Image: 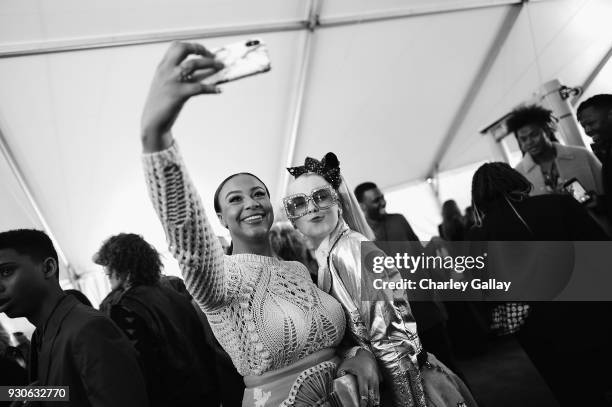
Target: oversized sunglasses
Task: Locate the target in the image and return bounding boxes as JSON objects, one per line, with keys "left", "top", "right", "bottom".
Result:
{"left": 282, "top": 185, "right": 339, "bottom": 219}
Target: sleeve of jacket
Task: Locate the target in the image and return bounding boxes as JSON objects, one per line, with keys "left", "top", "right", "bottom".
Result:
{"left": 332, "top": 232, "right": 427, "bottom": 407}
{"left": 73, "top": 316, "right": 149, "bottom": 407}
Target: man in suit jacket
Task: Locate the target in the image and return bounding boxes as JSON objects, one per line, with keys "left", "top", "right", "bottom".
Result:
{"left": 0, "top": 229, "right": 148, "bottom": 407}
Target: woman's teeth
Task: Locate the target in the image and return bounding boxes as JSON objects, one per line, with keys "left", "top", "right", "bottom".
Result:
{"left": 243, "top": 215, "right": 263, "bottom": 223}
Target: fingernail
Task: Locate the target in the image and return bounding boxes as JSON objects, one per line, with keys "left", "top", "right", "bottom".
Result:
{"left": 214, "top": 60, "right": 225, "bottom": 69}
{"left": 215, "top": 88, "right": 222, "bottom": 94}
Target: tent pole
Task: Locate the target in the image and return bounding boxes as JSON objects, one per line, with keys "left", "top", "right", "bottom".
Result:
{"left": 1, "top": 0, "right": 529, "bottom": 58}
{"left": 276, "top": 0, "right": 321, "bottom": 199}
{"left": 571, "top": 44, "right": 612, "bottom": 106}
{"left": 321, "top": 0, "right": 525, "bottom": 28}
{"left": 0, "top": 21, "right": 305, "bottom": 58}
{"left": 426, "top": 2, "right": 524, "bottom": 178}
{"left": 0, "top": 126, "right": 76, "bottom": 282}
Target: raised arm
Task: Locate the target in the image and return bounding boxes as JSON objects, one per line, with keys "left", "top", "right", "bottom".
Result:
{"left": 141, "top": 42, "right": 231, "bottom": 309}
{"left": 141, "top": 41, "right": 223, "bottom": 153}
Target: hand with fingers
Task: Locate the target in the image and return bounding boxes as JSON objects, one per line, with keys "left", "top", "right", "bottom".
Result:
{"left": 141, "top": 41, "right": 224, "bottom": 152}
{"left": 337, "top": 349, "right": 381, "bottom": 407}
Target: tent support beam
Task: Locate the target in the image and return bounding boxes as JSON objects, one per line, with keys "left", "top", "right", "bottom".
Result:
{"left": 321, "top": 0, "right": 526, "bottom": 28}
{"left": 571, "top": 43, "right": 612, "bottom": 106}
{"left": 276, "top": 0, "right": 321, "bottom": 199}
{"left": 426, "top": 2, "right": 524, "bottom": 178}
{"left": 0, "top": 126, "right": 76, "bottom": 282}
{"left": 1, "top": 0, "right": 529, "bottom": 58}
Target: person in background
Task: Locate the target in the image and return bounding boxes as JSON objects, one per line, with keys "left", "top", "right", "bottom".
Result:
{"left": 354, "top": 182, "right": 457, "bottom": 372}
{"left": 435, "top": 200, "right": 488, "bottom": 358}
{"left": 160, "top": 274, "right": 243, "bottom": 407}
{"left": 438, "top": 200, "right": 467, "bottom": 242}
{"left": 468, "top": 162, "right": 612, "bottom": 406}
{"left": 269, "top": 222, "right": 319, "bottom": 280}
{"left": 94, "top": 233, "right": 220, "bottom": 407}
{"left": 577, "top": 94, "right": 612, "bottom": 223}
{"left": 0, "top": 229, "right": 148, "bottom": 407}
{"left": 509, "top": 105, "right": 603, "bottom": 197}
{"left": 0, "top": 321, "right": 27, "bottom": 388}
{"left": 354, "top": 182, "right": 420, "bottom": 242}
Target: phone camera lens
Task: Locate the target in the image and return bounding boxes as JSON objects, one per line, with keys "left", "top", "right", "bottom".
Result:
{"left": 246, "top": 40, "right": 260, "bottom": 47}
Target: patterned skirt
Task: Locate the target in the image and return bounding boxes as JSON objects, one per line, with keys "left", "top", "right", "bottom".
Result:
{"left": 242, "top": 349, "right": 340, "bottom": 407}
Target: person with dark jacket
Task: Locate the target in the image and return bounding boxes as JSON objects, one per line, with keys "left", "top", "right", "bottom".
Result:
{"left": 94, "top": 233, "right": 219, "bottom": 407}
{"left": 0, "top": 229, "right": 148, "bottom": 407}
{"left": 578, "top": 94, "right": 612, "bottom": 224}
{"left": 468, "top": 162, "right": 612, "bottom": 406}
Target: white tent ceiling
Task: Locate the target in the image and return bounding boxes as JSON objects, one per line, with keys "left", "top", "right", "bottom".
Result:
{"left": 1, "top": 0, "right": 611, "bottom": 282}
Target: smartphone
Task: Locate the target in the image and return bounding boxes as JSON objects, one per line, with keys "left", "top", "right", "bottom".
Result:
{"left": 201, "top": 39, "right": 271, "bottom": 86}
{"left": 563, "top": 177, "right": 592, "bottom": 204}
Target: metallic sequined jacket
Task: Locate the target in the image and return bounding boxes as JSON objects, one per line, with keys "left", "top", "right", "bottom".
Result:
{"left": 316, "top": 220, "right": 427, "bottom": 407}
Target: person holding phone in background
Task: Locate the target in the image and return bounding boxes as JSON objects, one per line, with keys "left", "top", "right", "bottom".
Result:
{"left": 509, "top": 105, "right": 610, "bottom": 236}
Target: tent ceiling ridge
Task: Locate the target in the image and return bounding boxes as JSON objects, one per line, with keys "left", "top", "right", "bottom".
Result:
{"left": 0, "top": 0, "right": 536, "bottom": 58}
{"left": 426, "top": 2, "right": 524, "bottom": 178}
{"left": 0, "top": 20, "right": 306, "bottom": 58}
{"left": 319, "top": 0, "right": 524, "bottom": 28}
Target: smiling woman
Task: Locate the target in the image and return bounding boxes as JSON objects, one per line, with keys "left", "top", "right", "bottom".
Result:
{"left": 212, "top": 172, "right": 273, "bottom": 254}
{"left": 140, "top": 41, "right": 381, "bottom": 407}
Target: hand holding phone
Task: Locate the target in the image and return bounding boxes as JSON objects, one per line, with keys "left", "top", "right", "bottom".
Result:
{"left": 201, "top": 39, "right": 271, "bottom": 86}
{"left": 562, "top": 177, "right": 592, "bottom": 204}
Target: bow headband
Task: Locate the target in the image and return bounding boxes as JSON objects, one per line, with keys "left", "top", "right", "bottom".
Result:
{"left": 287, "top": 152, "right": 342, "bottom": 189}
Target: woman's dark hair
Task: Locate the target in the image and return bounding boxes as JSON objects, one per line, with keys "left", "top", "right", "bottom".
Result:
{"left": 213, "top": 172, "right": 270, "bottom": 213}
{"left": 471, "top": 162, "right": 532, "bottom": 214}
{"left": 93, "top": 233, "right": 162, "bottom": 286}
{"left": 441, "top": 200, "right": 461, "bottom": 222}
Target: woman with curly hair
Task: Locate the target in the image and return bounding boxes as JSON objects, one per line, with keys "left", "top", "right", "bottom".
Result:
{"left": 93, "top": 233, "right": 220, "bottom": 407}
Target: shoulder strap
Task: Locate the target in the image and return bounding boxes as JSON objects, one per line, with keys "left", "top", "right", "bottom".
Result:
{"left": 504, "top": 196, "right": 533, "bottom": 236}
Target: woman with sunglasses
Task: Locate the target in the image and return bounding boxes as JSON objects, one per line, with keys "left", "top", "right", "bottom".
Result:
{"left": 283, "top": 154, "right": 478, "bottom": 407}
{"left": 140, "top": 42, "right": 380, "bottom": 407}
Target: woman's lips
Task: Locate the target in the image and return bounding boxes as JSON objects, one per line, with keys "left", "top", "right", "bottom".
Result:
{"left": 242, "top": 214, "right": 265, "bottom": 224}
{"left": 309, "top": 215, "right": 325, "bottom": 223}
